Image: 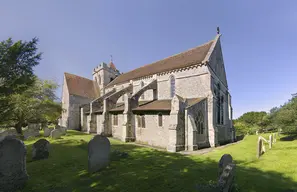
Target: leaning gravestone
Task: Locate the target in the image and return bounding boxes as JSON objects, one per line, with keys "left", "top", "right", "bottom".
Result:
{"left": 0, "top": 136, "right": 29, "bottom": 192}
{"left": 257, "top": 137, "right": 263, "bottom": 158}
{"left": 32, "top": 139, "right": 50, "bottom": 160}
{"left": 88, "top": 135, "right": 110, "bottom": 173}
{"left": 50, "top": 129, "right": 62, "bottom": 139}
{"left": 218, "top": 154, "right": 233, "bottom": 178}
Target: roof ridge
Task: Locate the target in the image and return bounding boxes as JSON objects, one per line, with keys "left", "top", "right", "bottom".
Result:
{"left": 123, "top": 39, "right": 214, "bottom": 74}
{"left": 64, "top": 72, "right": 95, "bottom": 82}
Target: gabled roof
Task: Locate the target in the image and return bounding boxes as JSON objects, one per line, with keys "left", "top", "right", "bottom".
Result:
{"left": 106, "top": 38, "right": 215, "bottom": 88}
{"left": 64, "top": 72, "right": 100, "bottom": 99}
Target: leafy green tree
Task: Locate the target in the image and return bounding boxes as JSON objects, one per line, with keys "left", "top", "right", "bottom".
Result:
{"left": 2, "top": 78, "right": 62, "bottom": 134}
{"left": 273, "top": 97, "right": 297, "bottom": 133}
{"left": 234, "top": 111, "right": 268, "bottom": 135}
{"left": 0, "top": 37, "right": 42, "bottom": 121}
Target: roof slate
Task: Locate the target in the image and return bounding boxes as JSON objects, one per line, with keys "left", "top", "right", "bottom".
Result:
{"left": 106, "top": 39, "right": 214, "bottom": 88}
{"left": 64, "top": 72, "right": 100, "bottom": 99}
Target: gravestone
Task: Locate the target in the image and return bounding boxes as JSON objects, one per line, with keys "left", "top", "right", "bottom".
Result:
{"left": 196, "top": 154, "right": 236, "bottom": 192}
{"left": 257, "top": 137, "right": 264, "bottom": 158}
{"left": 88, "top": 135, "right": 110, "bottom": 173}
{"left": 269, "top": 135, "right": 272, "bottom": 149}
{"left": 217, "top": 163, "right": 236, "bottom": 192}
{"left": 59, "top": 127, "right": 67, "bottom": 135}
{"left": 50, "top": 129, "right": 62, "bottom": 139}
{"left": 32, "top": 139, "right": 50, "bottom": 160}
{"left": 0, "top": 136, "right": 29, "bottom": 192}
{"left": 44, "top": 127, "right": 51, "bottom": 137}
{"left": 273, "top": 133, "right": 277, "bottom": 143}
{"left": 218, "top": 154, "right": 233, "bottom": 178}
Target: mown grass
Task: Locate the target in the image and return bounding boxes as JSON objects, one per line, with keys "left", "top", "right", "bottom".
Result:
{"left": 21, "top": 131, "right": 297, "bottom": 192}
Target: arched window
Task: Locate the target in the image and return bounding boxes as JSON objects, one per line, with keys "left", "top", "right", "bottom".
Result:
{"left": 195, "top": 111, "right": 204, "bottom": 134}
{"left": 140, "top": 81, "right": 145, "bottom": 99}
{"left": 170, "top": 75, "right": 175, "bottom": 98}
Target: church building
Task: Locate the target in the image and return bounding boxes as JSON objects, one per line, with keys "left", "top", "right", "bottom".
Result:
{"left": 61, "top": 31, "right": 235, "bottom": 152}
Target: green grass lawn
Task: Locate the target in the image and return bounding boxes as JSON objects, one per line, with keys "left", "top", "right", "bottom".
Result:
{"left": 22, "top": 131, "right": 297, "bottom": 192}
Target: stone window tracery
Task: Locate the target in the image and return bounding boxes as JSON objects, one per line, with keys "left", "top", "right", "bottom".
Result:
{"left": 195, "top": 111, "right": 204, "bottom": 134}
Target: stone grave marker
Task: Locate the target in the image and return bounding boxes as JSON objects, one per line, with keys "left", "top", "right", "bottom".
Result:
{"left": 257, "top": 137, "right": 264, "bottom": 158}
{"left": 269, "top": 135, "right": 272, "bottom": 149}
{"left": 50, "top": 129, "right": 62, "bottom": 139}
{"left": 59, "top": 127, "right": 67, "bottom": 135}
{"left": 0, "top": 136, "right": 29, "bottom": 192}
{"left": 218, "top": 163, "right": 236, "bottom": 192}
{"left": 218, "top": 154, "right": 233, "bottom": 178}
{"left": 44, "top": 127, "right": 51, "bottom": 137}
{"left": 32, "top": 139, "right": 50, "bottom": 160}
{"left": 88, "top": 135, "right": 110, "bottom": 173}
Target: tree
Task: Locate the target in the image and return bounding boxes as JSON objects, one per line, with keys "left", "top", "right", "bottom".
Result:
{"left": 0, "top": 37, "right": 42, "bottom": 121}
{"left": 273, "top": 97, "right": 297, "bottom": 133}
{"left": 2, "top": 78, "right": 62, "bottom": 134}
{"left": 234, "top": 111, "right": 268, "bottom": 135}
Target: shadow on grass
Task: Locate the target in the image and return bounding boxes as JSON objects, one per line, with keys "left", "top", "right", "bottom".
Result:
{"left": 280, "top": 134, "right": 297, "bottom": 141}
{"left": 22, "top": 138, "right": 297, "bottom": 192}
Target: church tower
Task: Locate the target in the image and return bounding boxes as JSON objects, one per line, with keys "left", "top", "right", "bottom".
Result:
{"left": 92, "top": 59, "right": 120, "bottom": 95}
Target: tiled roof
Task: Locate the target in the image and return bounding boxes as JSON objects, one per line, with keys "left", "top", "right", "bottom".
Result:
{"left": 64, "top": 72, "right": 100, "bottom": 99}
{"left": 106, "top": 39, "right": 214, "bottom": 88}
{"left": 132, "top": 100, "right": 172, "bottom": 111}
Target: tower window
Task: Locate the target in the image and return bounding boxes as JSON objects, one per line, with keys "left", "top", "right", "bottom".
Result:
{"left": 98, "top": 75, "right": 101, "bottom": 84}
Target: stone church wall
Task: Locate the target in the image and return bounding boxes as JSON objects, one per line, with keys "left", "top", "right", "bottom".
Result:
{"left": 111, "top": 114, "right": 123, "bottom": 140}
{"left": 68, "top": 95, "right": 92, "bottom": 130}
{"left": 157, "top": 65, "right": 211, "bottom": 100}
{"left": 134, "top": 114, "right": 170, "bottom": 149}
{"left": 186, "top": 99, "right": 209, "bottom": 149}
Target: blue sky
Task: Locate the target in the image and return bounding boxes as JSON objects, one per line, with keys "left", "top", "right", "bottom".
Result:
{"left": 1, "top": 0, "right": 296, "bottom": 118}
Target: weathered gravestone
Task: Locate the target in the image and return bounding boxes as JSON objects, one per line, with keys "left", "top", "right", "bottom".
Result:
{"left": 88, "top": 135, "right": 110, "bottom": 173}
{"left": 196, "top": 154, "right": 236, "bottom": 192}
{"left": 0, "top": 136, "right": 29, "bottom": 192}
{"left": 32, "top": 139, "right": 50, "bottom": 160}
{"left": 269, "top": 135, "right": 273, "bottom": 149}
{"left": 217, "top": 163, "right": 236, "bottom": 192}
{"left": 50, "top": 129, "right": 62, "bottom": 139}
{"left": 44, "top": 127, "right": 51, "bottom": 137}
{"left": 218, "top": 154, "right": 233, "bottom": 179}
{"left": 59, "top": 127, "right": 67, "bottom": 135}
{"left": 257, "top": 137, "right": 264, "bottom": 158}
